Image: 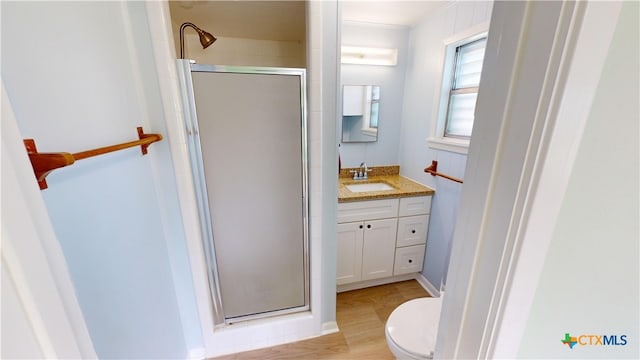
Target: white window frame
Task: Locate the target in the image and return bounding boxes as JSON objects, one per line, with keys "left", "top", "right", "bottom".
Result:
{"left": 428, "top": 22, "right": 489, "bottom": 154}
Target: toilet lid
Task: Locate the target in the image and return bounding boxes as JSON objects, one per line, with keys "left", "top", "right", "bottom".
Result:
{"left": 386, "top": 297, "right": 443, "bottom": 358}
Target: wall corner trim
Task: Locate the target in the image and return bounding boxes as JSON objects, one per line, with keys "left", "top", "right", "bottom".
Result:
{"left": 321, "top": 321, "right": 340, "bottom": 335}
{"left": 187, "top": 347, "right": 206, "bottom": 360}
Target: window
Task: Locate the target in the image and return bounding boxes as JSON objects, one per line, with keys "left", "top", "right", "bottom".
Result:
{"left": 369, "top": 85, "right": 380, "bottom": 129}
{"left": 429, "top": 24, "right": 489, "bottom": 154}
{"left": 445, "top": 38, "right": 486, "bottom": 138}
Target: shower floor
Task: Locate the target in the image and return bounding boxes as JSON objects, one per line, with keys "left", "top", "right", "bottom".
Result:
{"left": 213, "top": 280, "right": 431, "bottom": 359}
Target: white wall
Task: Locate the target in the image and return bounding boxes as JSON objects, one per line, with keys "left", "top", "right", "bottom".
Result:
{"left": 339, "top": 22, "right": 409, "bottom": 167}
{"left": 1, "top": 2, "right": 199, "bottom": 357}
{"left": 517, "top": 1, "right": 639, "bottom": 357}
{"left": 398, "top": 1, "right": 493, "bottom": 289}
{"left": 178, "top": 33, "right": 306, "bottom": 68}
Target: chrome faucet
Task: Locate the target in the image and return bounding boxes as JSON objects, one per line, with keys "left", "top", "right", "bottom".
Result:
{"left": 360, "top": 162, "right": 369, "bottom": 179}
{"left": 350, "top": 162, "right": 371, "bottom": 180}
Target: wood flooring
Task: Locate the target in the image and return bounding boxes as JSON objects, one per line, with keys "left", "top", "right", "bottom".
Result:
{"left": 213, "top": 280, "right": 431, "bottom": 359}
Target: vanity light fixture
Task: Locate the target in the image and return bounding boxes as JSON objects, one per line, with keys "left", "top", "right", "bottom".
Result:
{"left": 341, "top": 46, "right": 398, "bottom": 66}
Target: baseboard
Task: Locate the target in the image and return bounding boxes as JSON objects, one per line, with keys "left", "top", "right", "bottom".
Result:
{"left": 187, "top": 347, "right": 206, "bottom": 360}
{"left": 415, "top": 273, "right": 440, "bottom": 297}
{"left": 321, "top": 321, "right": 339, "bottom": 335}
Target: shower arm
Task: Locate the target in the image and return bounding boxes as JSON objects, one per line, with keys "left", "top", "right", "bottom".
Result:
{"left": 179, "top": 22, "right": 197, "bottom": 59}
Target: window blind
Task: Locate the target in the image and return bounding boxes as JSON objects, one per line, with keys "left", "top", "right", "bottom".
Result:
{"left": 445, "top": 37, "right": 487, "bottom": 138}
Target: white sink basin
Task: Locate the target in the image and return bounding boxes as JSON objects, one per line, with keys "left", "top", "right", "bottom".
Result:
{"left": 346, "top": 182, "right": 395, "bottom": 193}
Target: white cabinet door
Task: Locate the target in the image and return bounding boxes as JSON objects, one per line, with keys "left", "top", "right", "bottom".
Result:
{"left": 362, "top": 218, "right": 398, "bottom": 281}
{"left": 337, "top": 222, "right": 364, "bottom": 285}
{"left": 342, "top": 85, "right": 364, "bottom": 115}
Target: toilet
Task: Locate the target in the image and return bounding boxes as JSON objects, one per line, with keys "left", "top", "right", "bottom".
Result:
{"left": 385, "top": 295, "right": 443, "bottom": 359}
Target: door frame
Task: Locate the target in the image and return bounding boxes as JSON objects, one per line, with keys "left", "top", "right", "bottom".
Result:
{"left": 436, "top": 1, "right": 623, "bottom": 358}
{"left": 1, "top": 82, "right": 97, "bottom": 359}
{"left": 143, "top": 2, "right": 337, "bottom": 357}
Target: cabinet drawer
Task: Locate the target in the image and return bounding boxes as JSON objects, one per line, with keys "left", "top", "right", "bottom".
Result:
{"left": 338, "top": 199, "right": 399, "bottom": 223}
{"left": 398, "top": 196, "right": 432, "bottom": 217}
{"left": 396, "top": 215, "right": 429, "bottom": 247}
{"left": 393, "top": 245, "right": 426, "bottom": 275}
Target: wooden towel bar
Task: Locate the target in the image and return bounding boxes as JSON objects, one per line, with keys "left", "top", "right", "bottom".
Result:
{"left": 24, "top": 127, "right": 162, "bottom": 190}
{"left": 424, "top": 160, "right": 464, "bottom": 184}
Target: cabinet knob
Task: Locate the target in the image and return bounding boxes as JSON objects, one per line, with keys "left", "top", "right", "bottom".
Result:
{"left": 411, "top": 229, "right": 416, "bottom": 234}
{"left": 367, "top": 224, "right": 371, "bottom": 229}
{"left": 359, "top": 225, "right": 363, "bottom": 229}
{"left": 408, "top": 259, "right": 413, "bottom": 263}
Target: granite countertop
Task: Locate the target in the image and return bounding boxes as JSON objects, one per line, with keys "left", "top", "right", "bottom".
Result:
{"left": 338, "top": 165, "right": 435, "bottom": 203}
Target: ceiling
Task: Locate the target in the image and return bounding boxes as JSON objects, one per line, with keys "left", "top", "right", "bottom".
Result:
{"left": 168, "top": 1, "right": 450, "bottom": 42}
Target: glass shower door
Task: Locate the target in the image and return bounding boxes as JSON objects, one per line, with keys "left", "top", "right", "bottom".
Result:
{"left": 180, "top": 62, "right": 309, "bottom": 323}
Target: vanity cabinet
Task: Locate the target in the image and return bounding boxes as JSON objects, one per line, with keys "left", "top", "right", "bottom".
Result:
{"left": 337, "top": 196, "right": 431, "bottom": 286}
{"left": 337, "top": 199, "right": 398, "bottom": 285}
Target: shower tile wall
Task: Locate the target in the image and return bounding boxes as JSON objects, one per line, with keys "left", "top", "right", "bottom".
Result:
{"left": 180, "top": 35, "right": 306, "bottom": 67}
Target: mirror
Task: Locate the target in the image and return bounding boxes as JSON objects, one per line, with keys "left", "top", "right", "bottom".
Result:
{"left": 341, "top": 85, "right": 380, "bottom": 142}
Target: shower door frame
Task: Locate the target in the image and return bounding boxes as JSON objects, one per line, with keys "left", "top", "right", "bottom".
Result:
{"left": 177, "top": 61, "right": 310, "bottom": 325}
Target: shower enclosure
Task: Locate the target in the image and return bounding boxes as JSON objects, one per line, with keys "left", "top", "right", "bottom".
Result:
{"left": 177, "top": 61, "right": 309, "bottom": 324}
